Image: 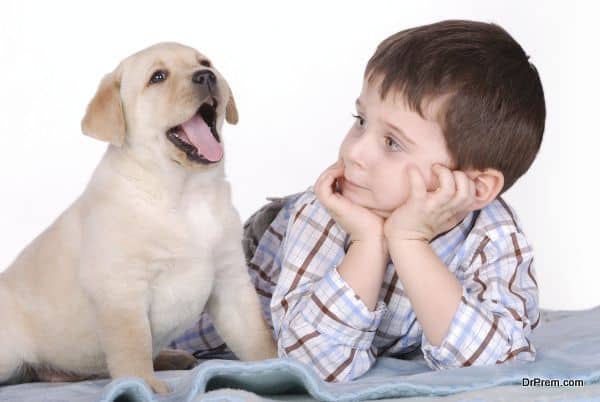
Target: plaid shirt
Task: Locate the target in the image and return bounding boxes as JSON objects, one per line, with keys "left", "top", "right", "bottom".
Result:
{"left": 171, "top": 187, "right": 540, "bottom": 382}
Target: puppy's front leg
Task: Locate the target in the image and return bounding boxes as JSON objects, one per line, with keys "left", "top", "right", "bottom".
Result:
{"left": 94, "top": 304, "right": 169, "bottom": 394}
{"left": 207, "top": 241, "right": 277, "bottom": 361}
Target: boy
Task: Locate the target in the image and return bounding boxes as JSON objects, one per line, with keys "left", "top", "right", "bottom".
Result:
{"left": 172, "top": 19, "right": 544, "bottom": 382}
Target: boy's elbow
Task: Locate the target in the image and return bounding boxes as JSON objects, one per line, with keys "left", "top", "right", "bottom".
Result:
{"left": 495, "top": 343, "right": 537, "bottom": 365}
{"left": 277, "top": 333, "right": 375, "bottom": 382}
{"left": 424, "top": 339, "right": 536, "bottom": 371}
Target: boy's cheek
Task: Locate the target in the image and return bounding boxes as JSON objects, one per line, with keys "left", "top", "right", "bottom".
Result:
{"left": 405, "top": 162, "right": 438, "bottom": 192}
{"left": 376, "top": 187, "right": 410, "bottom": 212}
{"left": 340, "top": 187, "right": 363, "bottom": 206}
{"left": 338, "top": 133, "right": 352, "bottom": 159}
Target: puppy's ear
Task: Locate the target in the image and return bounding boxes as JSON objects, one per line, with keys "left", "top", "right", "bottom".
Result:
{"left": 225, "top": 89, "right": 238, "bottom": 125}
{"left": 81, "top": 70, "right": 126, "bottom": 146}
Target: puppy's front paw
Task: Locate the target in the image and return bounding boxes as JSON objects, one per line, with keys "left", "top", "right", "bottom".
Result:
{"left": 257, "top": 339, "right": 278, "bottom": 360}
{"left": 239, "top": 337, "right": 278, "bottom": 361}
{"left": 145, "top": 376, "right": 170, "bottom": 394}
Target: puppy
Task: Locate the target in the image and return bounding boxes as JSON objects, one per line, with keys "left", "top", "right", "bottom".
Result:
{"left": 0, "top": 42, "right": 277, "bottom": 394}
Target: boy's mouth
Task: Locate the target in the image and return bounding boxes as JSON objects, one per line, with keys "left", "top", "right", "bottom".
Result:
{"left": 344, "top": 176, "right": 367, "bottom": 189}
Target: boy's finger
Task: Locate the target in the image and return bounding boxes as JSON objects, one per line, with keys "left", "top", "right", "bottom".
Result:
{"left": 316, "top": 179, "right": 354, "bottom": 217}
{"left": 449, "top": 171, "right": 477, "bottom": 212}
{"left": 468, "top": 177, "right": 477, "bottom": 200}
{"left": 432, "top": 165, "right": 455, "bottom": 202}
{"left": 315, "top": 166, "right": 346, "bottom": 203}
{"left": 326, "top": 159, "right": 344, "bottom": 173}
{"left": 316, "top": 160, "right": 342, "bottom": 186}
{"left": 466, "top": 178, "right": 477, "bottom": 210}
{"left": 315, "top": 159, "right": 355, "bottom": 217}
{"left": 315, "top": 170, "right": 336, "bottom": 197}
{"left": 453, "top": 171, "right": 470, "bottom": 202}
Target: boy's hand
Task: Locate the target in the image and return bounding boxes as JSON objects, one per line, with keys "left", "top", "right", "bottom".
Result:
{"left": 383, "top": 165, "right": 477, "bottom": 243}
{"left": 315, "top": 160, "right": 385, "bottom": 242}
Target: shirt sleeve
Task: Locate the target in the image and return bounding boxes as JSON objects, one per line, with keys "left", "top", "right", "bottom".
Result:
{"left": 421, "top": 231, "right": 540, "bottom": 370}
{"left": 270, "top": 188, "right": 387, "bottom": 382}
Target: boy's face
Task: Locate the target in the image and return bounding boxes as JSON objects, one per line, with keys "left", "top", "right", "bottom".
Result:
{"left": 339, "top": 77, "right": 453, "bottom": 216}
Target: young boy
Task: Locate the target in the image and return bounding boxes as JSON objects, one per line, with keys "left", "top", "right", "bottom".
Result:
{"left": 171, "top": 19, "right": 544, "bottom": 382}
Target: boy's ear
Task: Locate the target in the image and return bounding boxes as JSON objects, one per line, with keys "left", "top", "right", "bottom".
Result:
{"left": 466, "top": 168, "right": 504, "bottom": 210}
{"left": 81, "top": 69, "right": 126, "bottom": 146}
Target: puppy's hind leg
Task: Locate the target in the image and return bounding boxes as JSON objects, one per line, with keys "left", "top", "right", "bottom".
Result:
{"left": 0, "top": 348, "right": 26, "bottom": 385}
{"left": 0, "top": 289, "right": 31, "bottom": 385}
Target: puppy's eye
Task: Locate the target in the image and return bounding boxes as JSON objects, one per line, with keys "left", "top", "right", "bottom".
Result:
{"left": 200, "top": 60, "right": 211, "bottom": 67}
{"left": 149, "top": 70, "right": 168, "bottom": 84}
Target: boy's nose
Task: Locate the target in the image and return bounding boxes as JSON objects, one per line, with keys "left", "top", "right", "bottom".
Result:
{"left": 346, "top": 132, "right": 373, "bottom": 170}
{"left": 347, "top": 155, "right": 365, "bottom": 170}
{"left": 347, "top": 144, "right": 368, "bottom": 170}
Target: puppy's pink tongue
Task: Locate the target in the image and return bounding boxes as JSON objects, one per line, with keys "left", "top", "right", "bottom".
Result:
{"left": 181, "top": 115, "right": 223, "bottom": 162}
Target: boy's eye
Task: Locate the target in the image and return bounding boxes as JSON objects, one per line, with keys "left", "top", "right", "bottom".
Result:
{"left": 351, "top": 113, "right": 365, "bottom": 127}
{"left": 385, "top": 136, "right": 403, "bottom": 152}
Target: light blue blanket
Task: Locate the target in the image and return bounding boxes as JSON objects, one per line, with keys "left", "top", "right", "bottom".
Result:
{"left": 1, "top": 306, "right": 599, "bottom": 402}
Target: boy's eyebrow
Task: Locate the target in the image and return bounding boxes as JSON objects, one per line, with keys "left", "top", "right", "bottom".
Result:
{"left": 355, "top": 99, "right": 416, "bottom": 146}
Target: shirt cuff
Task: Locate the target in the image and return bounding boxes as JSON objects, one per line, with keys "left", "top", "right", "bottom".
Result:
{"left": 301, "top": 268, "right": 386, "bottom": 350}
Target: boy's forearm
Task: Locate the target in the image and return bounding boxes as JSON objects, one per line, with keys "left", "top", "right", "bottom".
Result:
{"left": 387, "top": 239, "right": 462, "bottom": 346}
{"left": 336, "top": 238, "right": 388, "bottom": 311}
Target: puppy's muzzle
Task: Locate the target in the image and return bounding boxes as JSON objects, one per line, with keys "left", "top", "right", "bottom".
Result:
{"left": 166, "top": 69, "right": 224, "bottom": 165}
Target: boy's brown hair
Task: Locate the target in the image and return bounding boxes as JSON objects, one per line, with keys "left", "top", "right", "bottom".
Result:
{"left": 365, "top": 20, "right": 545, "bottom": 193}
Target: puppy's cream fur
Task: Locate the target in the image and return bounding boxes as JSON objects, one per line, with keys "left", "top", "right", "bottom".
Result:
{"left": 0, "top": 42, "right": 276, "bottom": 394}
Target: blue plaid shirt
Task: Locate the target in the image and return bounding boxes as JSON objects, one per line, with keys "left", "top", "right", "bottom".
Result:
{"left": 172, "top": 187, "right": 540, "bottom": 382}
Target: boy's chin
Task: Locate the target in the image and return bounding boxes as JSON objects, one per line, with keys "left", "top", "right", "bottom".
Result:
{"left": 369, "top": 208, "right": 392, "bottom": 219}
{"left": 341, "top": 191, "right": 391, "bottom": 218}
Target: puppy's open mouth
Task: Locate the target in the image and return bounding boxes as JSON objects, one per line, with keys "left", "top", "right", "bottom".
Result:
{"left": 166, "top": 97, "right": 222, "bottom": 164}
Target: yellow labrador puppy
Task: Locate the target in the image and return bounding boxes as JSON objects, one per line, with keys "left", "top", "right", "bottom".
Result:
{"left": 0, "top": 42, "right": 276, "bottom": 394}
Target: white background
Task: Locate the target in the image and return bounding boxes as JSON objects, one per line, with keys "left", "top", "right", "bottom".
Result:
{"left": 0, "top": 1, "right": 598, "bottom": 310}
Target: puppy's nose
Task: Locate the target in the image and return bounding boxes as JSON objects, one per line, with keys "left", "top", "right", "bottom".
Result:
{"left": 192, "top": 70, "right": 216, "bottom": 87}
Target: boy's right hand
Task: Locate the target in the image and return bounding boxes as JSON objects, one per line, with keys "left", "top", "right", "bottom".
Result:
{"left": 314, "top": 160, "right": 385, "bottom": 243}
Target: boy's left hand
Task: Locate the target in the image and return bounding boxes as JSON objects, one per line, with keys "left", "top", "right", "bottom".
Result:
{"left": 383, "top": 165, "right": 478, "bottom": 243}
